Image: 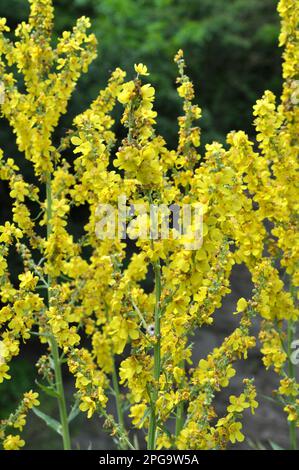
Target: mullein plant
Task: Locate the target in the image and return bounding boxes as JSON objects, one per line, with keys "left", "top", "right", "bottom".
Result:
{"left": 0, "top": 0, "right": 297, "bottom": 450}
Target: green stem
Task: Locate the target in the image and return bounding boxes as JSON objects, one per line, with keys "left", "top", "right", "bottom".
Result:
{"left": 103, "top": 301, "right": 127, "bottom": 447}
{"left": 175, "top": 401, "right": 184, "bottom": 438}
{"left": 175, "top": 360, "right": 185, "bottom": 438}
{"left": 49, "top": 336, "right": 71, "bottom": 450}
{"left": 148, "top": 260, "right": 161, "bottom": 450}
{"left": 112, "top": 358, "right": 127, "bottom": 450}
{"left": 101, "top": 409, "right": 135, "bottom": 450}
{"left": 287, "top": 320, "right": 297, "bottom": 451}
{"left": 46, "top": 174, "right": 71, "bottom": 450}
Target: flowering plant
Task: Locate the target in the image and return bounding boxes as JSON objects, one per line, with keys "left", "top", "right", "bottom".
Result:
{"left": 0, "top": 0, "right": 298, "bottom": 450}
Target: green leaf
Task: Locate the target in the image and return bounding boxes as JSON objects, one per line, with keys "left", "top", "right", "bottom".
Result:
{"left": 32, "top": 407, "right": 62, "bottom": 435}
{"left": 35, "top": 380, "right": 60, "bottom": 398}
{"left": 137, "top": 407, "right": 151, "bottom": 428}
{"left": 261, "top": 394, "right": 281, "bottom": 405}
{"left": 247, "top": 438, "right": 267, "bottom": 450}
{"left": 269, "top": 440, "right": 285, "bottom": 451}
{"left": 68, "top": 400, "right": 80, "bottom": 423}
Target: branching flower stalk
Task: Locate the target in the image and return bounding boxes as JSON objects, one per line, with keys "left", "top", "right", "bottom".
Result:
{"left": 103, "top": 299, "right": 128, "bottom": 449}
{"left": 148, "top": 257, "right": 162, "bottom": 450}
{"left": 111, "top": 359, "right": 125, "bottom": 431}
{"left": 175, "top": 360, "right": 185, "bottom": 438}
{"left": 287, "top": 320, "right": 297, "bottom": 450}
{"left": 46, "top": 174, "right": 71, "bottom": 450}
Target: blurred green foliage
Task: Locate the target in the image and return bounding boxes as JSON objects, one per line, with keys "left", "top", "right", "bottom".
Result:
{"left": 0, "top": 357, "right": 35, "bottom": 419}
{"left": 0, "top": 0, "right": 281, "bottom": 146}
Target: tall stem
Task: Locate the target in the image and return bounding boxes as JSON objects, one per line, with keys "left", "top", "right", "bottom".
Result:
{"left": 49, "top": 336, "right": 71, "bottom": 450}
{"left": 148, "top": 259, "right": 161, "bottom": 450}
{"left": 287, "top": 320, "right": 297, "bottom": 451}
{"left": 175, "top": 359, "right": 185, "bottom": 438}
{"left": 112, "top": 358, "right": 127, "bottom": 449}
{"left": 103, "top": 301, "right": 128, "bottom": 448}
{"left": 46, "top": 173, "right": 71, "bottom": 450}
{"left": 175, "top": 401, "right": 184, "bottom": 437}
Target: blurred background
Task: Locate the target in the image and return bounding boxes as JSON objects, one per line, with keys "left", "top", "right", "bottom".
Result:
{"left": 0, "top": 0, "right": 293, "bottom": 450}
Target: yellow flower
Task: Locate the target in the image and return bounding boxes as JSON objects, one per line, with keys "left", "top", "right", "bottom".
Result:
{"left": 156, "top": 433, "right": 172, "bottom": 449}
{"left": 140, "top": 83, "right": 155, "bottom": 102}
{"left": 10, "top": 180, "right": 29, "bottom": 202}
{"left": 3, "top": 434, "right": 25, "bottom": 450}
{"left": 0, "top": 18, "right": 10, "bottom": 32}
{"left": 0, "top": 256, "right": 7, "bottom": 276}
{"left": 109, "top": 316, "right": 139, "bottom": 354}
{"left": 71, "top": 134, "right": 92, "bottom": 156}
{"left": 278, "top": 378, "right": 298, "bottom": 397}
{"left": 129, "top": 403, "right": 147, "bottom": 428}
{"left": 0, "top": 222, "right": 22, "bottom": 244}
{"left": 23, "top": 390, "right": 40, "bottom": 409}
{"left": 227, "top": 394, "right": 250, "bottom": 413}
{"left": 0, "top": 363, "right": 11, "bottom": 383}
{"left": 219, "top": 365, "right": 236, "bottom": 387}
{"left": 134, "top": 63, "right": 149, "bottom": 76}
{"left": 79, "top": 397, "right": 96, "bottom": 419}
{"left": 284, "top": 405, "right": 298, "bottom": 422}
{"left": 18, "top": 272, "right": 38, "bottom": 291}
{"left": 13, "top": 413, "right": 26, "bottom": 431}
{"left": 118, "top": 81, "right": 135, "bottom": 104}
{"left": 236, "top": 298, "right": 248, "bottom": 313}
{"left": 119, "top": 356, "right": 152, "bottom": 402}
{"left": 228, "top": 422, "right": 244, "bottom": 444}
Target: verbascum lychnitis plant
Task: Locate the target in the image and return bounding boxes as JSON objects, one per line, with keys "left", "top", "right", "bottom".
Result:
{"left": 0, "top": 0, "right": 297, "bottom": 450}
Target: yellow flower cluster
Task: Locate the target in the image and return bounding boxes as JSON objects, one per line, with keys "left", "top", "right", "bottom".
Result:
{"left": 68, "top": 349, "right": 107, "bottom": 418}
{"left": 0, "top": 0, "right": 297, "bottom": 450}
{"left": 0, "top": 390, "right": 39, "bottom": 450}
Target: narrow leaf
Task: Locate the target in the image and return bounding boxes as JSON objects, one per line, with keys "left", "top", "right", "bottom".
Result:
{"left": 35, "top": 380, "right": 59, "bottom": 398}
{"left": 269, "top": 440, "right": 285, "bottom": 450}
{"left": 68, "top": 400, "right": 80, "bottom": 423}
{"left": 32, "top": 407, "right": 62, "bottom": 435}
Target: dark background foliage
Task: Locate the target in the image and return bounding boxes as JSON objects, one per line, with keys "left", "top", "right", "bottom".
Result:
{"left": 0, "top": 0, "right": 282, "bottom": 147}
{"left": 0, "top": 0, "right": 289, "bottom": 449}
